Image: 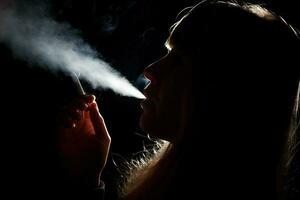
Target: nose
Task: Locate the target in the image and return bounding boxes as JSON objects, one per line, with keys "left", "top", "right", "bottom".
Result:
{"left": 143, "top": 63, "right": 157, "bottom": 85}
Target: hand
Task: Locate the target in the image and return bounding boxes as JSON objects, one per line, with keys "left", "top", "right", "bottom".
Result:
{"left": 57, "top": 95, "right": 111, "bottom": 187}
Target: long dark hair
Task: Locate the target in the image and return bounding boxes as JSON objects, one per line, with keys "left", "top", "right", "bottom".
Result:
{"left": 121, "top": 1, "right": 300, "bottom": 199}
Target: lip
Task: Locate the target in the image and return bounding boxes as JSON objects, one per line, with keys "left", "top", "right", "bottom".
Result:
{"left": 140, "top": 99, "right": 155, "bottom": 110}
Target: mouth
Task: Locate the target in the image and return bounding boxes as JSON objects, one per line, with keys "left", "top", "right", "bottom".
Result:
{"left": 140, "top": 99, "right": 155, "bottom": 110}
{"left": 141, "top": 87, "right": 156, "bottom": 110}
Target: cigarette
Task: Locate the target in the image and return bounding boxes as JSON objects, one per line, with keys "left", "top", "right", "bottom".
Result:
{"left": 71, "top": 72, "right": 85, "bottom": 95}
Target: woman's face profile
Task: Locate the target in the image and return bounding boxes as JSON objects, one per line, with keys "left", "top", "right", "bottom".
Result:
{"left": 140, "top": 32, "right": 192, "bottom": 142}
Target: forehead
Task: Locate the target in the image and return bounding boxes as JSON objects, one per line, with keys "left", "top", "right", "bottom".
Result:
{"left": 164, "top": 38, "right": 173, "bottom": 51}
{"left": 164, "top": 21, "right": 183, "bottom": 51}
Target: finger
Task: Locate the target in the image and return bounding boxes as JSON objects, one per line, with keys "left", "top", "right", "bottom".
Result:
{"left": 72, "top": 99, "right": 88, "bottom": 111}
{"left": 67, "top": 95, "right": 93, "bottom": 112}
{"left": 84, "top": 94, "right": 96, "bottom": 104}
{"left": 89, "top": 102, "right": 110, "bottom": 141}
{"left": 61, "top": 117, "right": 76, "bottom": 129}
{"left": 69, "top": 109, "right": 82, "bottom": 121}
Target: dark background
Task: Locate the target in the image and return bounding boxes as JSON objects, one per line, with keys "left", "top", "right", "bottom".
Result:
{"left": 0, "top": 0, "right": 299, "bottom": 199}
{"left": 24, "top": 0, "right": 300, "bottom": 151}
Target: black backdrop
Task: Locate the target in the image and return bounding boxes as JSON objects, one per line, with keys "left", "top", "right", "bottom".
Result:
{"left": 30, "top": 0, "right": 300, "bottom": 155}
{"left": 0, "top": 0, "right": 299, "bottom": 199}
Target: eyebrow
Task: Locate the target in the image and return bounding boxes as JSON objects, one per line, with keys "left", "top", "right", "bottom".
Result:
{"left": 164, "top": 41, "right": 172, "bottom": 51}
{"left": 165, "top": 20, "right": 182, "bottom": 51}
{"left": 164, "top": 35, "right": 174, "bottom": 51}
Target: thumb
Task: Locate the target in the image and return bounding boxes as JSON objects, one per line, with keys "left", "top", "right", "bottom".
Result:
{"left": 89, "top": 102, "right": 111, "bottom": 142}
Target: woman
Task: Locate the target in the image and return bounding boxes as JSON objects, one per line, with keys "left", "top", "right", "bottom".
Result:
{"left": 58, "top": 1, "right": 300, "bottom": 199}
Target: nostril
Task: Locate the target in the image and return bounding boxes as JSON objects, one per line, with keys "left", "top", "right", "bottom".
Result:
{"left": 143, "top": 70, "right": 157, "bottom": 85}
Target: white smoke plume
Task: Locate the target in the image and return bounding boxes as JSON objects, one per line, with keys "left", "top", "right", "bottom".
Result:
{"left": 0, "top": 4, "right": 145, "bottom": 99}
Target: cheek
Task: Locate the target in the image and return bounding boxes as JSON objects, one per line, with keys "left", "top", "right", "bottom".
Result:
{"left": 158, "top": 95, "right": 182, "bottom": 130}
{"left": 156, "top": 83, "right": 191, "bottom": 139}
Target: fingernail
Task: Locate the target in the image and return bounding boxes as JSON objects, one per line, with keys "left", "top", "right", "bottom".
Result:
{"left": 86, "top": 95, "right": 96, "bottom": 103}
{"left": 90, "top": 102, "right": 99, "bottom": 111}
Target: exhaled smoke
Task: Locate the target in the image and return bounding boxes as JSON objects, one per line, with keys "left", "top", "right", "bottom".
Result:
{"left": 0, "top": 6, "right": 145, "bottom": 99}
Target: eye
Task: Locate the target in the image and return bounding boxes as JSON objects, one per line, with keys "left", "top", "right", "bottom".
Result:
{"left": 161, "top": 48, "right": 170, "bottom": 58}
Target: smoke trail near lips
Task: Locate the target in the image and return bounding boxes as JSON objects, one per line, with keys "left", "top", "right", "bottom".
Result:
{"left": 0, "top": 6, "right": 145, "bottom": 99}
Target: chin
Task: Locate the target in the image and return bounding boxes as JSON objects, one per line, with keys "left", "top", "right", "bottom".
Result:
{"left": 139, "top": 112, "right": 153, "bottom": 132}
{"left": 139, "top": 111, "right": 176, "bottom": 142}
{"left": 140, "top": 111, "right": 162, "bottom": 137}
{"left": 139, "top": 114, "right": 169, "bottom": 141}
